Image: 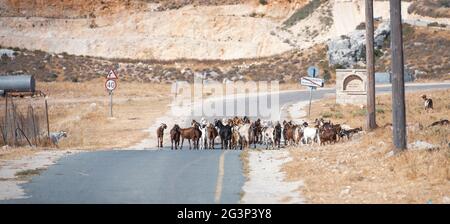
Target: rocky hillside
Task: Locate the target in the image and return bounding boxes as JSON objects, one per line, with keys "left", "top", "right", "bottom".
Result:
{"left": 2, "top": 22, "right": 448, "bottom": 84}
{"left": 407, "top": 0, "right": 450, "bottom": 18}
{"left": 0, "top": 0, "right": 449, "bottom": 83}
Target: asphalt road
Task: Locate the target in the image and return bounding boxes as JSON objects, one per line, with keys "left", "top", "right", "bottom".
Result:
{"left": 2, "top": 83, "right": 449, "bottom": 204}
{"left": 3, "top": 150, "right": 243, "bottom": 204}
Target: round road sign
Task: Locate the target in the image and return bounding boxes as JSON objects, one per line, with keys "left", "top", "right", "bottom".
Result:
{"left": 307, "top": 66, "right": 320, "bottom": 78}
{"left": 105, "top": 79, "right": 117, "bottom": 91}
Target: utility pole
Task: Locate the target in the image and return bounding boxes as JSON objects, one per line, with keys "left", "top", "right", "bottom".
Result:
{"left": 365, "top": 0, "right": 377, "bottom": 130}
{"left": 390, "top": 0, "right": 407, "bottom": 152}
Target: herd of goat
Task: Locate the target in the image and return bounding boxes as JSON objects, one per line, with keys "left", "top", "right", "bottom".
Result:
{"left": 156, "top": 117, "right": 363, "bottom": 150}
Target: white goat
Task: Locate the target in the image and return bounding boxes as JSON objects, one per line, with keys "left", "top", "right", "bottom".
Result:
{"left": 199, "top": 125, "right": 208, "bottom": 150}
{"left": 301, "top": 127, "right": 320, "bottom": 146}
{"left": 262, "top": 127, "right": 275, "bottom": 149}
{"left": 237, "top": 123, "right": 251, "bottom": 149}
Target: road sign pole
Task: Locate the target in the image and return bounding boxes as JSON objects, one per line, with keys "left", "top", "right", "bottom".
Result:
{"left": 109, "top": 90, "right": 113, "bottom": 117}
{"left": 308, "top": 87, "right": 313, "bottom": 118}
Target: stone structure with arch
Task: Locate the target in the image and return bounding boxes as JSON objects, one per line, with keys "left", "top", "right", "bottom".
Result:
{"left": 336, "top": 69, "right": 367, "bottom": 105}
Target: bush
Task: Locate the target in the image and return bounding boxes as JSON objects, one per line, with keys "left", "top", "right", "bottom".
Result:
{"left": 356, "top": 22, "right": 366, "bottom": 30}
{"left": 321, "top": 111, "right": 333, "bottom": 118}
{"left": 323, "top": 70, "right": 331, "bottom": 82}
{"left": 283, "top": 0, "right": 323, "bottom": 28}
{"left": 376, "top": 108, "right": 385, "bottom": 114}
{"left": 259, "top": 0, "right": 268, "bottom": 5}
{"left": 334, "top": 112, "right": 344, "bottom": 119}
{"left": 427, "top": 22, "right": 439, "bottom": 27}
{"left": 352, "top": 109, "right": 367, "bottom": 117}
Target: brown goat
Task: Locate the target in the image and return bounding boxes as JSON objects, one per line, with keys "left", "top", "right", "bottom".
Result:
{"left": 320, "top": 128, "right": 337, "bottom": 145}
{"left": 283, "top": 121, "right": 296, "bottom": 146}
{"left": 156, "top": 123, "right": 167, "bottom": 148}
{"left": 207, "top": 123, "right": 218, "bottom": 149}
{"left": 180, "top": 126, "right": 202, "bottom": 150}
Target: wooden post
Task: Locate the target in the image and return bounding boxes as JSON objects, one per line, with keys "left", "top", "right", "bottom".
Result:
{"left": 365, "top": 0, "right": 377, "bottom": 130}
{"left": 390, "top": 0, "right": 407, "bottom": 151}
{"left": 4, "top": 95, "right": 8, "bottom": 145}
{"left": 45, "top": 97, "right": 50, "bottom": 138}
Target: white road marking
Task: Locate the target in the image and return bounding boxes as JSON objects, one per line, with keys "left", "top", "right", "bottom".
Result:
{"left": 214, "top": 151, "right": 227, "bottom": 204}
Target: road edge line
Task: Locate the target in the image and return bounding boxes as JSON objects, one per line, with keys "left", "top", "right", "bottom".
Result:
{"left": 214, "top": 151, "right": 227, "bottom": 204}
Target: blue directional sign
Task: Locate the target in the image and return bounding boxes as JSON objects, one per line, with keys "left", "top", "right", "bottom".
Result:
{"left": 307, "top": 66, "right": 319, "bottom": 78}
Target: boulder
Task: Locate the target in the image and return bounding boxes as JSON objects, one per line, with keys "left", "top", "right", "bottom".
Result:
{"left": 327, "top": 21, "right": 391, "bottom": 68}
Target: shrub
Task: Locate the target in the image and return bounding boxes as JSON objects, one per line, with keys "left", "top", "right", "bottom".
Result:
{"left": 376, "top": 108, "right": 385, "bottom": 114}
{"left": 321, "top": 111, "right": 333, "bottom": 118}
{"left": 283, "top": 0, "right": 323, "bottom": 28}
{"left": 334, "top": 112, "right": 344, "bottom": 119}
{"left": 352, "top": 109, "right": 367, "bottom": 117}
{"left": 259, "top": 0, "right": 268, "bottom": 5}
{"left": 356, "top": 22, "right": 366, "bottom": 30}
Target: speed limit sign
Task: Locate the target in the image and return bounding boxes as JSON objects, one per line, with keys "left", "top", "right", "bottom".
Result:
{"left": 105, "top": 79, "right": 117, "bottom": 91}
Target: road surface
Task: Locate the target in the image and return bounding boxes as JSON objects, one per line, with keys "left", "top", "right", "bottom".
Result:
{"left": 1, "top": 83, "right": 449, "bottom": 203}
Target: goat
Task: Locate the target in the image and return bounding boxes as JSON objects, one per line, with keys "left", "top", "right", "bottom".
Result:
{"left": 340, "top": 127, "right": 362, "bottom": 141}
{"left": 273, "top": 122, "right": 282, "bottom": 149}
{"left": 215, "top": 119, "right": 232, "bottom": 150}
{"left": 332, "top": 124, "right": 342, "bottom": 142}
{"left": 231, "top": 126, "right": 241, "bottom": 150}
{"left": 180, "top": 125, "right": 201, "bottom": 150}
{"left": 262, "top": 127, "right": 275, "bottom": 149}
{"left": 422, "top": 95, "right": 433, "bottom": 112}
{"left": 248, "top": 122, "right": 257, "bottom": 148}
{"left": 320, "top": 128, "right": 337, "bottom": 145}
{"left": 283, "top": 121, "right": 297, "bottom": 146}
{"left": 301, "top": 127, "right": 320, "bottom": 146}
{"left": 238, "top": 123, "right": 251, "bottom": 149}
{"left": 170, "top": 124, "right": 181, "bottom": 150}
{"left": 49, "top": 131, "right": 67, "bottom": 148}
{"left": 293, "top": 126, "right": 303, "bottom": 145}
{"left": 156, "top": 123, "right": 167, "bottom": 148}
{"left": 207, "top": 123, "right": 218, "bottom": 149}
{"left": 199, "top": 124, "right": 208, "bottom": 150}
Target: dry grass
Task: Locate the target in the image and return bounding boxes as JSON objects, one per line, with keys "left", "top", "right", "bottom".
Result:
{"left": 41, "top": 80, "right": 172, "bottom": 150}
{"left": 283, "top": 89, "right": 450, "bottom": 203}
{"left": 0, "top": 80, "right": 172, "bottom": 161}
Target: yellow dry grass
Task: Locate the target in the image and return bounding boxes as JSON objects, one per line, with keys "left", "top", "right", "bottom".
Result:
{"left": 0, "top": 80, "right": 172, "bottom": 161}
{"left": 283, "top": 89, "right": 450, "bottom": 203}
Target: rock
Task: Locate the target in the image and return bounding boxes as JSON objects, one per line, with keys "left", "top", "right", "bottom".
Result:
{"left": 339, "top": 186, "right": 352, "bottom": 198}
{"left": 327, "top": 20, "right": 390, "bottom": 68}
{"left": 443, "top": 196, "right": 450, "bottom": 204}
{"left": 408, "top": 141, "right": 439, "bottom": 151}
{"left": 0, "top": 49, "right": 16, "bottom": 59}
{"left": 386, "top": 150, "right": 395, "bottom": 157}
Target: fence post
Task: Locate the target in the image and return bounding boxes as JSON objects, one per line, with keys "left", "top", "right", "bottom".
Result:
{"left": 45, "top": 97, "right": 50, "bottom": 139}
{"left": 4, "top": 95, "right": 8, "bottom": 145}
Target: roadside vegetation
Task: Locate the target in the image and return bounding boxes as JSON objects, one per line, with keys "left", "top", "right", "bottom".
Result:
{"left": 283, "top": 89, "right": 450, "bottom": 203}
{"left": 283, "top": 0, "right": 324, "bottom": 28}
{"left": 0, "top": 81, "right": 172, "bottom": 162}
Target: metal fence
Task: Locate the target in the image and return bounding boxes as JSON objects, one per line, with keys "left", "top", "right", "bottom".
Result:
{"left": 0, "top": 93, "right": 50, "bottom": 147}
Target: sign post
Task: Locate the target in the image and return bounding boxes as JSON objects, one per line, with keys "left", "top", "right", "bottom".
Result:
{"left": 302, "top": 66, "right": 323, "bottom": 118}
{"left": 105, "top": 70, "right": 118, "bottom": 117}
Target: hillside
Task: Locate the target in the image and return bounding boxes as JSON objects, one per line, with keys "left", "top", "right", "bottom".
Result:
{"left": 407, "top": 0, "right": 450, "bottom": 18}
{"left": 0, "top": 0, "right": 449, "bottom": 83}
